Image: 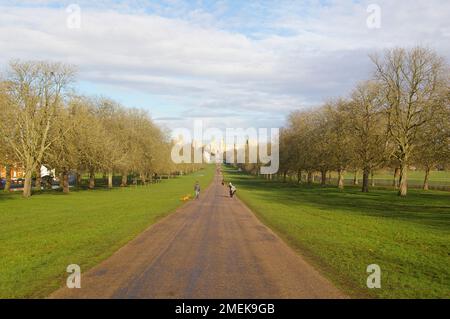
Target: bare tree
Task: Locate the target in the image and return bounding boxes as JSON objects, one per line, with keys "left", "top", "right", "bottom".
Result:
{"left": 0, "top": 81, "right": 16, "bottom": 192}
{"left": 413, "top": 91, "right": 450, "bottom": 190}
{"left": 346, "top": 81, "right": 389, "bottom": 192}
{"left": 278, "top": 128, "right": 298, "bottom": 183}
{"left": 325, "top": 100, "right": 354, "bottom": 189}
{"left": 371, "top": 47, "right": 448, "bottom": 196}
{"left": 0, "top": 61, "right": 75, "bottom": 197}
{"left": 71, "top": 97, "right": 109, "bottom": 190}
{"left": 44, "top": 96, "right": 83, "bottom": 193}
{"left": 284, "top": 110, "right": 321, "bottom": 184}
{"left": 94, "top": 98, "right": 127, "bottom": 188}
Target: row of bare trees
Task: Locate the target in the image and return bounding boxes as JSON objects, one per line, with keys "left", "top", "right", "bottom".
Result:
{"left": 278, "top": 47, "right": 449, "bottom": 196}
{"left": 0, "top": 60, "right": 198, "bottom": 197}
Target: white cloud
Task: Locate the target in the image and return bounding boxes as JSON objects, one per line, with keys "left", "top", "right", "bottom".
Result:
{"left": 0, "top": 0, "right": 449, "bottom": 130}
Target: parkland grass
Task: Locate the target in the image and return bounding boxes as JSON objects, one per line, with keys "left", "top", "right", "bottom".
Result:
{"left": 225, "top": 167, "right": 450, "bottom": 299}
{"left": 327, "top": 170, "right": 450, "bottom": 190}
{"left": 0, "top": 165, "right": 214, "bottom": 298}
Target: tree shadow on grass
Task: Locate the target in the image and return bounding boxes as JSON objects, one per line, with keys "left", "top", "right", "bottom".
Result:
{"left": 0, "top": 192, "right": 18, "bottom": 202}
{"left": 0, "top": 175, "right": 180, "bottom": 201}
{"left": 229, "top": 172, "right": 450, "bottom": 231}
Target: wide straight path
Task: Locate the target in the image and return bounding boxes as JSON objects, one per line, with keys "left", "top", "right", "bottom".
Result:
{"left": 51, "top": 172, "right": 345, "bottom": 298}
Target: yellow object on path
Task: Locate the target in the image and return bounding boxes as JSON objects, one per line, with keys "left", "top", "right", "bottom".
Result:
{"left": 181, "top": 195, "right": 191, "bottom": 202}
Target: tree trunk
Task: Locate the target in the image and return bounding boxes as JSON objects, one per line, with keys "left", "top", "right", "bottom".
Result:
{"left": 121, "top": 173, "right": 127, "bottom": 187}
{"left": 35, "top": 167, "right": 41, "bottom": 191}
{"left": 76, "top": 172, "right": 82, "bottom": 187}
{"left": 353, "top": 170, "right": 359, "bottom": 185}
{"left": 283, "top": 171, "right": 287, "bottom": 183}
{"left": 297, "top": 169, "right": 302, "bottom": 184}
{"left": 423, "top": 167, "right": 430, "bottom": 191}
{"left": 61, "top": 170, "right": 69, "bottom": 193}
{"left": 307, "top": 171, "right": 313, "bottom": 184}
{"left": 59, "top": 173, "right": 64, "bottom": 189}
{"left": 337, "top": 169, "right": 344, "bottom": 189}
{"left": 371, "top": 171, "right": 375, "bottom": 187}
{"left": 149, "top": 173, "right": 153, "bottom": 184}
{"left": 320, "top": 170, "right": 327, "bottom": 186}
{"left": 3, "top": 164, "right": 11, "bottom": 192}
{"left": 362, "top": 166, "right": 370, "bottom": 193}
{"left": 88, "top": 169, "right": 95, "bottom": 189}
{"left": 393, "top": 167, "right": 400, "bottom": 189}
{"left": 108, "top": 171, "right": 113, "bottom": 189}
{"left": 398, "top": 164, "right": 408, "bottom": 197}
{"left": 23, "top": 169, "right": 33, "bottom": 198}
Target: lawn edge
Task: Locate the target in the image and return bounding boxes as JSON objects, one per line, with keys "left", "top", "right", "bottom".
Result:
{"left": 235, "top": 191, "right": 374, "bottom": 299}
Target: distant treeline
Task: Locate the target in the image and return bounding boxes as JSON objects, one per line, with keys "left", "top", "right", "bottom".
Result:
{"left": 244, "top": 47, "right": 450, "bottom": 196}
{"left": 0, "top": 60, "right": 202, "bottom": 197}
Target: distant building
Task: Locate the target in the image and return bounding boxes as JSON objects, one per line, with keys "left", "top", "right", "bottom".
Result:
{"left": 0, "top": 165, "right": 55, "bottom": 179}
{"left": 0, "top": 165, "right": 24, "bottom": 179}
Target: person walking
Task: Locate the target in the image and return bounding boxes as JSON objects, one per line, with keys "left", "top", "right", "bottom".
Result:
{"left": 228, "top": 182, "right": 236, "bottom": 198}
{"left": 194, "top": 181, "right": 201, "bottom": 199}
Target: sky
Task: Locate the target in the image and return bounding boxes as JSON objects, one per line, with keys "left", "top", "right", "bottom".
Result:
{"left": 0, "top": 0, "right": 449, "bottom": 131}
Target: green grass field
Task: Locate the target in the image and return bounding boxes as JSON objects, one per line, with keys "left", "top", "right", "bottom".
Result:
{"left": 334, "top": 170, "right": 450, "bottom": 189}
{"left": 369, "top": 170, "right": 450, "bottom": 184}
{"left": 0, "top": 165, "right": 214, "bottom": 298}
{"left": 225, "top": 167, "right": 450, "bottom": 299}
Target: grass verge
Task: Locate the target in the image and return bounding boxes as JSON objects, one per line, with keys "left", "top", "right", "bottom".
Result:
{"left": 224, "top": 167, "right": 450, "bottom": 299}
